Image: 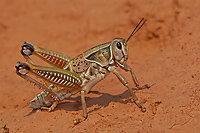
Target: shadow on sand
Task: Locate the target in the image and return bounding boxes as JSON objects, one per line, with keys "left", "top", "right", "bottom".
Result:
{"left": 26, "top": 88, "right": 153, "bottom": 116}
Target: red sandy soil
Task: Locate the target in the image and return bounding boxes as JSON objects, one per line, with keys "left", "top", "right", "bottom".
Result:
{"left": 0, "top": 0, "right": 200, "bottom": 132}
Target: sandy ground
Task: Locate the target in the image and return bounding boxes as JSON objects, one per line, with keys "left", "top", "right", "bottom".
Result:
{"left": 0, "top": 0, "right": 200, "bottom": 132}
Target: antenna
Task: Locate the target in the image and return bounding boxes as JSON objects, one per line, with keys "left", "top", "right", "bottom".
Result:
{"left": 126, "top": 18, "right": 146, "bottom": 42}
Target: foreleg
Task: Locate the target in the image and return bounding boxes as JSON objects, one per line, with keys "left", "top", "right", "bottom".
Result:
{"left": 112, "top": 68, "right": 146, "bottom": 112}
{"left": 123, "top": 64, "right": 151, "bottom": 89}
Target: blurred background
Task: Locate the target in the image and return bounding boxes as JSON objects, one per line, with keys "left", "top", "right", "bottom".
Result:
{"left": 0, "top": 0, "right": 200, "bottom": 132}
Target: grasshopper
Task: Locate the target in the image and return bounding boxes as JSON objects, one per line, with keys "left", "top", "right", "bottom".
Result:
{"left": 15, "top": 18, "right": 152, "bottom": 124}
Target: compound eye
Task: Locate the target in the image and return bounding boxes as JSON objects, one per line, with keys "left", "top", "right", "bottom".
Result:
{"left": 116, "top": 42, "right": 122, "bottom": 49}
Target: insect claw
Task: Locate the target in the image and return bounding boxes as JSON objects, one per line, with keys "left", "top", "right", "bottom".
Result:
{"left": 141, "top": 106, "right": 146, "bottom": 112}
{"left": 73, "top": 118, "right": 82, "bottom": 125}
{"left": 137, "top": 83, "right": 155, "bottom": 90}
{"left": 150, "top": 83, "right": 156, "bottom": 87}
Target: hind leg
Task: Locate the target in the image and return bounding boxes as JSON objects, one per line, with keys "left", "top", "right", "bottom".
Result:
{"left": 21, "top": 42, "right": 72, "bottom": 68}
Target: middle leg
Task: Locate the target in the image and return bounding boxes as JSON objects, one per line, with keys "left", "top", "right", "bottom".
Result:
{"left": 73, "top": 74, "right": 106, "bottom": 124}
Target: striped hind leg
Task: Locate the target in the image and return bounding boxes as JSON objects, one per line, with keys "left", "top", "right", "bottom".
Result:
{"left": 15, "top": 61, "right": 82, "bottom": 103}
{"left": 21, "top": 42, "right": 72, "bottom": 68}
{"left": 20, "top": 42, "right": 73, "bottom": 110}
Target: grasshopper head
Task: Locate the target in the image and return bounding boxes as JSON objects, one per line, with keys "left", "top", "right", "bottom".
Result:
{"left": 111, "top": 38, "right": 129, "bottom": 66}
{"left": 111, "top": 18, "right": 146, "bottom": 67}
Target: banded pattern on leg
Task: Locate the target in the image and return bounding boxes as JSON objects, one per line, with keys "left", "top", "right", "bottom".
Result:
{"left": 21, "top": 42, "right": 72, "bottom": 68}
{"left": 33, "top": 69, "right": 81, "bottom": 87}
{"left": 15, "top": 61, "right": 82, "bottom": 88}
